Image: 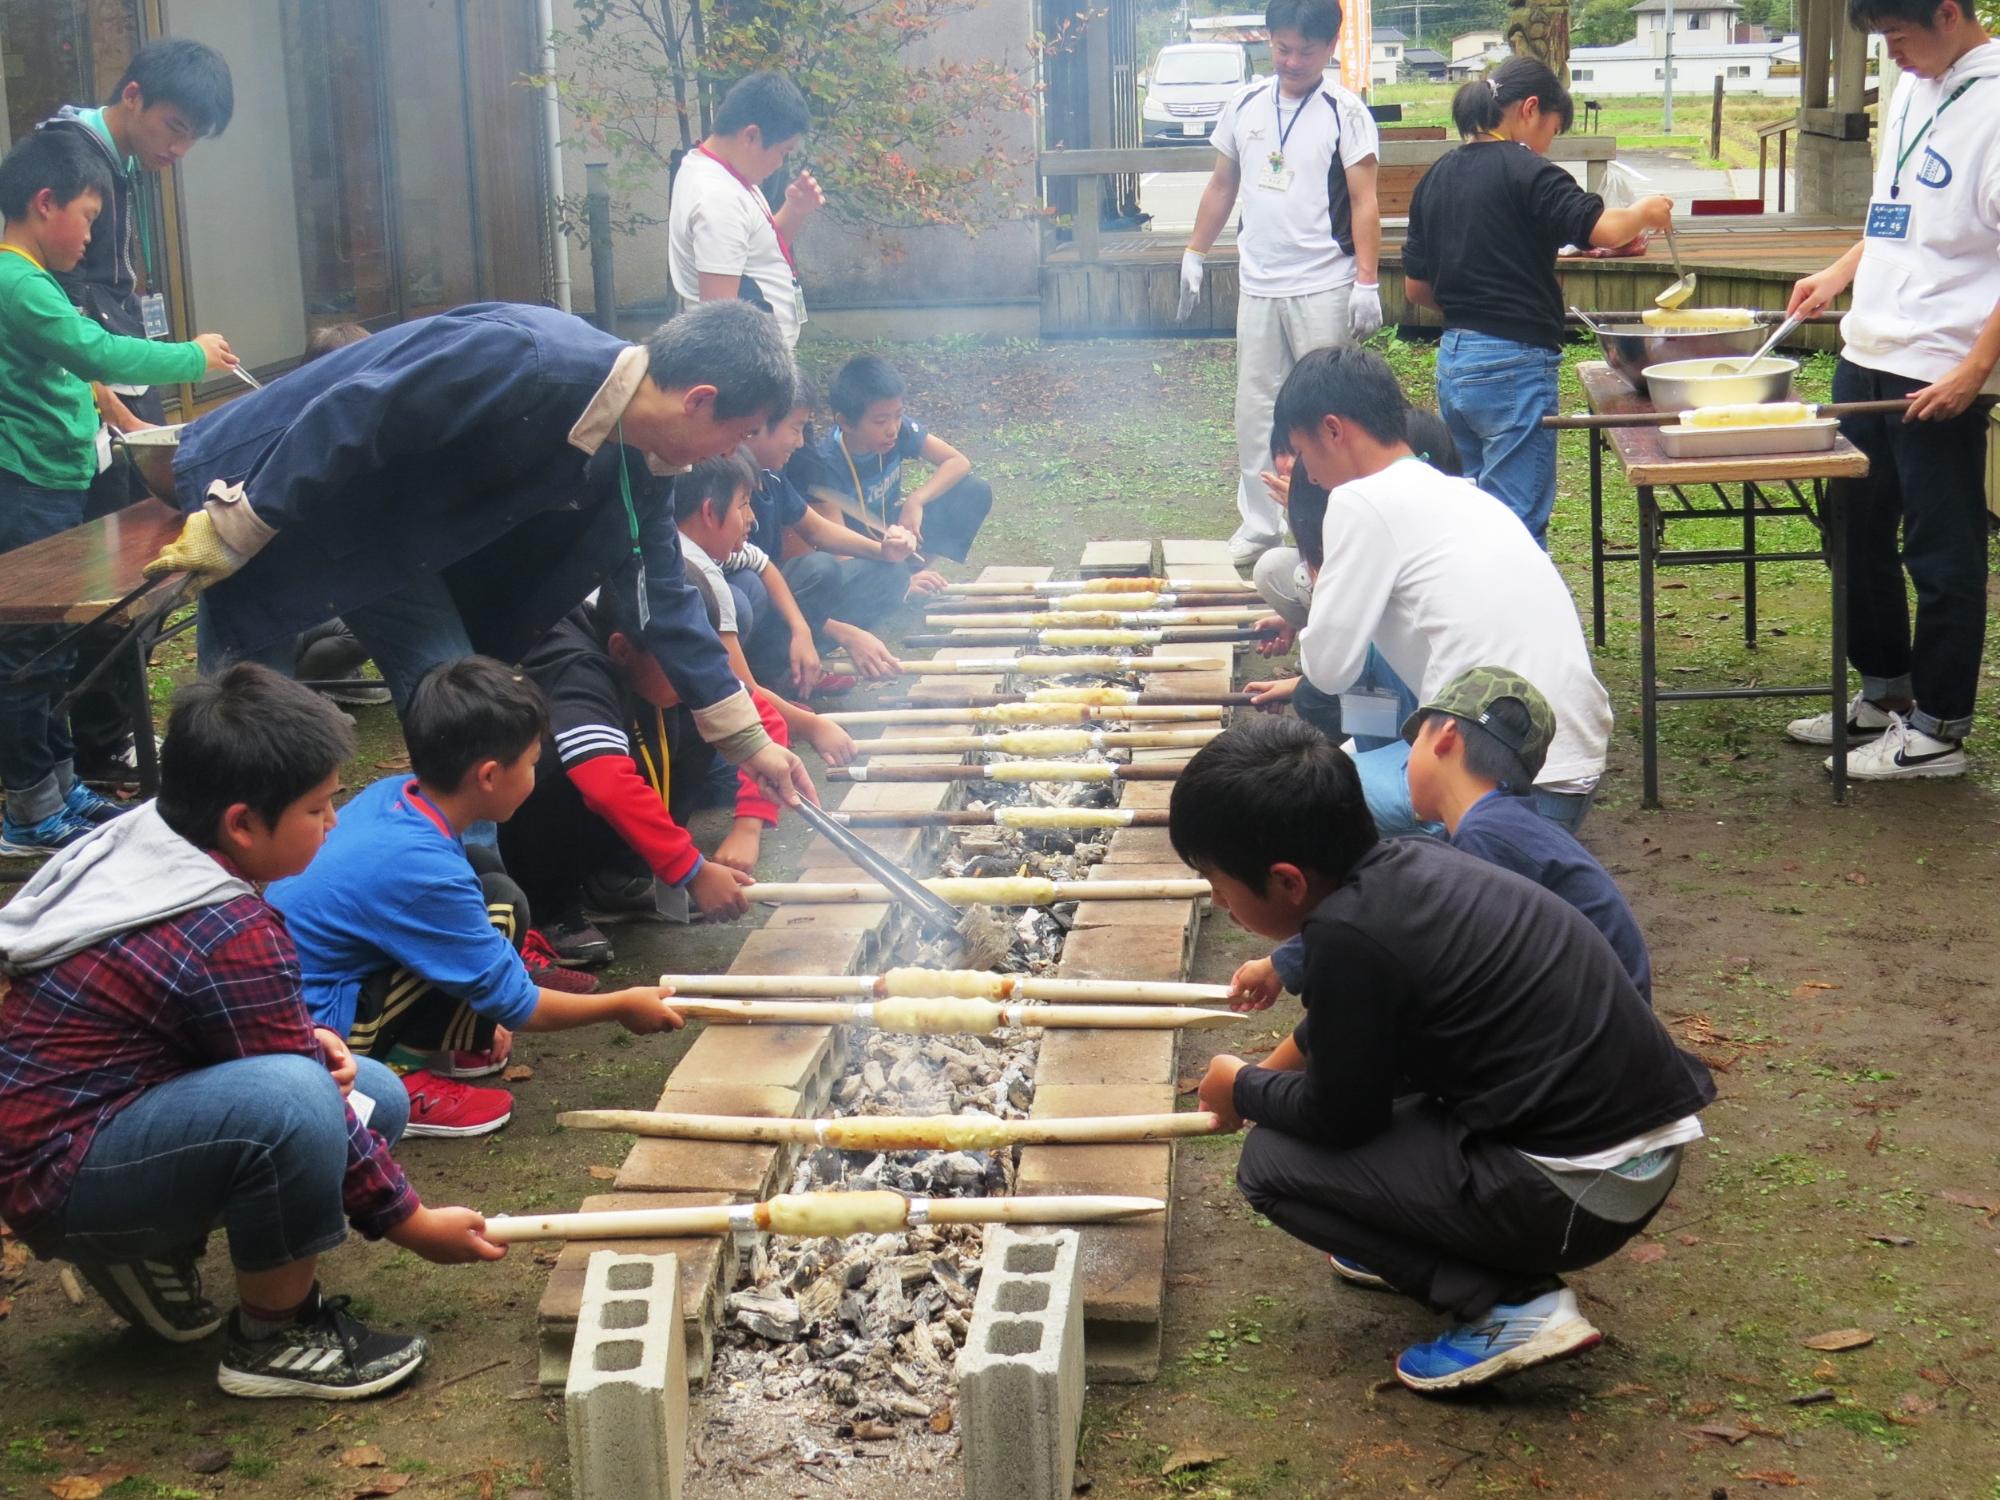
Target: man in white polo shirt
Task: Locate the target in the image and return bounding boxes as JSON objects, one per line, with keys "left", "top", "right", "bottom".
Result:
{"left": 669, "top": 72, "right": 823, "bottom": 348}
{"left": 1180, "top": 0, "right": 1382, "bottom": 566}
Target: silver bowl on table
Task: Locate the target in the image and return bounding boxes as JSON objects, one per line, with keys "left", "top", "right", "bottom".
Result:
{"left": 1641, "top": 356, "right": 1798, "bottom": 413}
{"left": 114, "top": 425, "right": 184, "bottom": 503}
{"left": 1591, "top": 321, "right": 1768, "bottom": 391}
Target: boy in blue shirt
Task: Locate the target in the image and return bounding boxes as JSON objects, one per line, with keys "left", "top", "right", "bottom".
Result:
{"left": 784, "top": 354, "right": 991, "bottom": 599}
{"left": 270, "top": 658, "right": 683, "bottom": 1139}
{"left": 1234, "top": 667, "right": 1651, "bottom": 1007}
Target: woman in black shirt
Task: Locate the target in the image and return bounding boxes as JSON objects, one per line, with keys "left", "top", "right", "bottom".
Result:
{"left": 1402, "top": 59, "right": 1673, "bottom": 546}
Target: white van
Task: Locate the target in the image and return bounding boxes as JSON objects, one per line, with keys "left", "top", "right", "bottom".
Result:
{"left": 1141, "top": 43, "right": 1252, "bottom": 145}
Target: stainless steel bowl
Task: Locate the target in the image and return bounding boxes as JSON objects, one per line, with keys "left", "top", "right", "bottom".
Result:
{"left": 1641, "top": 356, "right": 1798, "bottom": 413}
{"left": 1593, "top": 321, "right": 1767, "bottom": 390}
{"left": 115, "top": 425, "right": 184, "bottom": 503}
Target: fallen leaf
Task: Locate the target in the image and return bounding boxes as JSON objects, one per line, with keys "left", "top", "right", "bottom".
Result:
{"left": 477, "top": 1471, "right": 495, "bottom": 1500}
{"left": 45, "top": 1480, "right": 103, "bottom": 1500}
{"left": 1895, "top": 1393, "right": 1936, "bottom": 1415}
{"left": 586, "top": 1165, "right": 617, "bottom": 1180}
{"left": 185, "top": 1447, "right": 232, "bottom": 1475}
{"left": 1601, "top": 1381, "right": 1652, "bottom": 1398}
{"left": 1677, "top": 1234, "right": 1701, "bottom": 1247}
{"left": 1865, "top": 1127, "right": 1883, "bottom": 1156}
{"left": 1174, "top": 1075, "right": 1204, "bottom": 1094}
{"left": 0, "top": 1295, "right": 12, "bottom": 1318}
{"left": 0, "top": 1238, "right": 29, "bottom": 1279}
{"left": 347, "top": 1478, "right": 410, "bottom": 1500}
{"left": 929, "top": 1406, "right": 954, "bottom": 1433}
{"left": 1811, "top": 1359, "right": 1839, "bottom": 1380}
{"left": 1917, "top": 1366, "right": 1953, "bottom": 1387}
{"left": 1802, "top": 1328, "right": 1873, "bottom": 1352}
{"left": 502, "top": 1064, "right": 535, "bottom": 1083}
{"left": 1686, "top": 1423, "right": 1750, "bottom": 1444}
{"left": 1866, "top": 1233, "right": 1915, "bottom": 1247}
{"left": 373, "top": 753, "right": 412, "bottom": 771}
{"left": 1844, "top": 871, "right": 1868, "bottom": 886}
{"left": 339, "top": 1446, "right": 387, "bottom": 1469}
{"left": 1161, "top": 1447, "right": 1228, "bottom": 1477}
{"left": 1628, "top": 1241, "right": 1668, "bottom": 1265}
{"left": 1739, "top": 1471, "right": 1802, "bottom": 1487}
{"left": 851, "top": 1417, "right": 898, "bottom": 1442}
{"left": 1938, "top": 1188, "right": 2000, "bottom": 1219}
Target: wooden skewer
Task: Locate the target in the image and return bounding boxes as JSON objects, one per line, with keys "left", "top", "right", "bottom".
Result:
{"left": 835, "top": 806, "right": 1171, "bottom": 829}
{"left": 803, "top": 483, "right": 927, "bottom": 564}
{"left": 746, "top": 875, "right": 1209, "bottom": 904}
{"left": 925, "top": 591, "right": 1259, "bottom": 614}
{"left": 940, "top": 577, "right": 1256, "bottom": 596}
{"left": 852, "top": 728, "right": 1220, "bottom": 756}
{"left": 836, "top": 761, "right": 1183, "bottom": 783}
{"left": 659, "top": 969, "right": 1232, "bottom": 1003}
{"left": 825, "top": 703, "right": 1221, "bottom": 725}
{"left": 901, "top": 626, "right": 1273, "bottom": 649}
{"left": 557, "top": 1109, "right": 1221, "bottom": 1146}
{"left": 924, "top": 608, "right": 1268, "bottom": 629}
{"left": 482, "top": 1190, "right": 1166, "bottom": 1244}
{"left": 887, "top": 690, "right": 1258, "bottom": 709}
{"left": 675, "top": 998, "right": 1239, "bottom": 1030}
{"left": 861, "top": 654, "right": 1228, "bottom": 676}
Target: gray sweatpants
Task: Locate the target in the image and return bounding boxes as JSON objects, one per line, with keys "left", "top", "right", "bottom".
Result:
{"left": 1233, "top": 287, "right": 1352, "bottom": 547}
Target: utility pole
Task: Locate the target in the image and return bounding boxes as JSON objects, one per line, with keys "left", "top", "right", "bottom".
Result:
{"left": 1663, "top": 0, "right": 1677, "bottom": 131}
{"left": 1413, "top": 0, "right": 1423, "bottom": 47}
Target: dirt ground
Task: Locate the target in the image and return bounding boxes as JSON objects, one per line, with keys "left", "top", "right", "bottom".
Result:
{"left": 2, "top": 336, "right": 1997, "bottom": 1500}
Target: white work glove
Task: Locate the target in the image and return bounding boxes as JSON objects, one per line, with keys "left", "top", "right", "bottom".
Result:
{"left": 1177, "top": 250, "right": 1206, "bottom": 322}
{"left": 1347, "top": 282, "right": 1383, "bottom": 341}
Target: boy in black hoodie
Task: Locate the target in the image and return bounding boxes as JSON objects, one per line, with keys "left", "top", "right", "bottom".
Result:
{"left": 1170, "top": 716, "right": 1714, "bottom": 1393}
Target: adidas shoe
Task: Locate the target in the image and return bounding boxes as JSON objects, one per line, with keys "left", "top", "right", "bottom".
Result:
{"left": 216, "top": 1287, "right": 427, "bottom": 1400}
{"left": 1394, "top": 1285, "right": 1601, "bottom": 1393}
{"left": 0, "top": 808, "right": 90, "bottom": 858}
{"left": 64, "top": 781, "right": 131, "bottom": 827}
{"left": 1785, "top": 694, "right": 1894, "bottom": 746}
{"left": 1828, "top": 713, "right": 1967, "bottom": 781}
{"left": 525, "top": 923, "right": 608, "bottom": 976}
{"left": 76, "top": 1242, "right": 223, "bottom": 1342}
{"left": 1328, "top": 1253, "right": 1392, "bottom": 1290}
{"left": 402, "top": 1070, "right": 513, "bottom": 1137}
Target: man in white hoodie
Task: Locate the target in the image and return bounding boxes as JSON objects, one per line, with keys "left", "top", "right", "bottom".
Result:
{"left": 1783, "top": 0, "right": 2000, "bottom": 780}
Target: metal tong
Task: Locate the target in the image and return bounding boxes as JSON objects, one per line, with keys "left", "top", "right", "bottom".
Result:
{"left": 789, "top": 795, "right": 969, "bottom": 943}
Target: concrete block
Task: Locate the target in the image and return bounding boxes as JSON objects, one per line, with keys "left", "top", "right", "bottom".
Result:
{"left": 1160, "top": 539, "right": 1236, "bottom": 567}
{"left": 1114, "top": 781, "right": 1176, "bottom": 810}
{"left": 1053, "top": 924, "right": 1196, "bottom": 983}
{"left": 976, "top": 565, "right": 1058, "bottom": 584}
{"left": 1099, "top": 827, "right": 1187, "bottom": 866}
{"left": 615, "top": 1137, "right": 783, "bottom": 1196}
{"left": 1027, "top": 1081, "right": 1177, "bottom": 1118}
{"left": 1034, "top": 1027, "right": 1178, "bottom": 1088}
{"left": 1079, "top": 539, "right": 1155, "bottom": 576}
{"left": 1016, "top": 1142, "right": 1171, "bottom": 1201}
{"left": 1069, "top": 897, "right": 1197, "bottom": 930}
{"left": 956, "top": 1228, "right": 1084, "bottom": 1500}
{"left": 730, "top": 922, "right": 870, "bottom": 977}
{"left": 671, "top": 1023, "right": 837, "bottom": 1098}
{"left": 650, "top": 1081, "right": 803, "bottom": 1118}
{"left": 566, "top": 1250, "right": 686, "bottom": 1500}
{"left": 829, "top": 780, "right": 953, "bottom": 811}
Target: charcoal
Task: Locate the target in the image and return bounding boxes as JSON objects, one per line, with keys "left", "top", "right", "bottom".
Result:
{"left": 728, "top": 1290, "right": 803, "bottom": 1342}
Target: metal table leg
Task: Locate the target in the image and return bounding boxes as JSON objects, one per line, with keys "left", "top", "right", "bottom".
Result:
{"left": 126, "top": 631, "right": 159, "bottom": 798}
{"left": 1742, "top": 482, "right": 1758, "bottom": 647}
{"left": 1638, "top": 483, "right": 1659, "bottom": 809}
{"left": 1825, "top": 480, "right": 1848, "bottom": 805}
{"left": 1590, "top": 427, "right": 1607, "bottom": 648}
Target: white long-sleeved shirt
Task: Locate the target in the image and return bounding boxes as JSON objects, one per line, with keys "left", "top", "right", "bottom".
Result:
{"left": 1299, "top": 457, "right": 1612, "bottom": 789}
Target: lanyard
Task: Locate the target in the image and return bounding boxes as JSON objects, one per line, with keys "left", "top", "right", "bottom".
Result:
{"left": 696, "top": 144, "right": 797, "bottom": 273}
{"left": 838, "top": 433, "right": 876, "bottom": 519}
{"left": 0, "top": 243, "right": 44, "bottom": 270}
{"left": 635, "top": 706, "right": 673, "bottom": 812}
{"left": 615, "top": 419, "right": 642, "bottom": 561}
{"left": 1891, "top": 76, "right": 1981, "bottom": 198}
{"left": 1272, "top": 82, "right": 1311, "bottom": 159}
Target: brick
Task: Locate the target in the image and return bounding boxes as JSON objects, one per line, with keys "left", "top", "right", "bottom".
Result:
{"left": 1160, "top": 539, "right": 1236, "bottom": 567}
{"left": 749, "top": 899, "right": 895, "bottom": 933}
{"left": 1069, "top": 897, "right": 1197, "bottom": 930}
{"left": 1034, "top": 1027, "right": 1178, "bottom": 1088}
{"left": 565, "top": 1251, "right": 686, "bottom": 1500}
{"left": 1015, "top": 1142, "right": 1171, "bottom": 1201}
{"left": 1098, "top": 827, "right": 1186, "bottom": 866}
{"left": 1053, "top": 924, "right": 1195, "bottom": 983}
{"left": 1114, "top": 782, "right": 1176, "bottom": 810}
{"left": 615, "top": 1137, "right": 784, "bottom": 1196}
{"left": 1078, "top": 540, "right": 1155, "bottom": 576}
{"left": 650, "top": 1082, "right": 804, "bottom": 1118}
{"left": 1074, "top": 1214, "right": 1168, "bottom": 1326}
{"left": 977, "top": 565, "right": 1057, "bottom": 584}
{"left": 671, "top": 1024, "right": 835, "bottom": 1094}
{"left": 956, "top": 1229, "right": 1084, "bottom": 1500}
{"left": 730, "top": 922, "right": 870, "bottom": 976}
{"left": 1027, "top": 1081, "right": 1178, "bottom": 1118}
{"left": 828, "top": 781, "right": 952, "bottom": 812}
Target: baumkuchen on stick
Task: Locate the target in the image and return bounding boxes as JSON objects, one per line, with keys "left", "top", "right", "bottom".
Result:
{"left": 835, "top": 760, "right": 1182, "bottom": 783}
{"left": 835, "top": 806, "right": 1170, "bottom": 829}
{"left": 746, "top": 875, "right": 1209, "bottom": 905}
{"left": 676, "top": 998, "right": 1238, "bottom": 1031}
{"left": 889, "top": 688, "right": 1258, "bottom": 709}
{"left": 924, "top": 608, "right": 1267, "bottom": 629}
{"left": 925, "top": 591, "right": 1260, "bottom": 614}
{"left": 482, "top": 1190, "right": 1166, "bottom": 1243}
{"left": 851, "top": 727, "right": 1220, "bottom": 757}
{"left": 862, "top": 653, "right": 1227, "bottom": 676}
{"left": 901, "top": 626, "right": 1273, "bottom": 649}
{"left": 557, "top": 1109, "right": 1221, "bottom": 1147}
{"left": 940, "top": 576, "right": 1255, "bottom": 596}
{"left": 658, "top": 968, "right": 1231, "bottom": 1003}
{"left": 826, "top": 702, "right": 1222, "bottom": 726}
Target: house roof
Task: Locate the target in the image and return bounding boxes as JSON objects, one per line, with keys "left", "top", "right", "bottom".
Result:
{"left": 1375, "top": 26, "right": 1409, "bottom": 42}
{"left": 1404, "top": 48, "right": 1448, "bottom": 64}
{"left": 1628, "top": 0, "right": 1741, "bottom": 10}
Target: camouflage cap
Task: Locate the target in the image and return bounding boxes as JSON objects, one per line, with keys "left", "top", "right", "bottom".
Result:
{"left": 1400, "top": 666, "right": 1557, "bottom": 779}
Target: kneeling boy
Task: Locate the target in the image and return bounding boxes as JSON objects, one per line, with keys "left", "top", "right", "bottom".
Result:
{"left": 0, "top": 665, "right": 498, "bottom": 1399}
{"left": 1172, "top": 717, "right": 1713, "bottom": 1393}
{"left": 271, "top": 658, "right": 683, "bottom": 1138}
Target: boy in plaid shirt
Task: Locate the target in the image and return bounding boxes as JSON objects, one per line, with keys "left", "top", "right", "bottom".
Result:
{"left": 0, "top": 665, "right": 498, "bottom": 1400}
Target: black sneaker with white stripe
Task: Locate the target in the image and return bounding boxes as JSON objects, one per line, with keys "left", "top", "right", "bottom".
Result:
{"left": 77, "top": 1241, "right": 223, "bottom": 1342}
{"left": 216, "top": 1287, "right": 427, "bottom": 1400}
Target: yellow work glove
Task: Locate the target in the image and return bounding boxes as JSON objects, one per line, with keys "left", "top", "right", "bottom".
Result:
{"left": 144, "top": 510, "right": 246, "bottom": 592}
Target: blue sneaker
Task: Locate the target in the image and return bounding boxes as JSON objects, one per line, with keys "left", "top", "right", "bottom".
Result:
{"left": 64, "top": 780, "right": 130, "bottom": 827}
{"left": 1394, "top": 1286, "right": 1601, "bottom": 1393}
{"left": 1328, "top": 1253, "right": 1392, "bottom": 1290}
{"left": 0, "top": 809, "right": 89, "bottom": 858}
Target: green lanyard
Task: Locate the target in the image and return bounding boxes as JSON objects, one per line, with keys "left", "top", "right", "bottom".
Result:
{"left": 615, "top": 419, "right": 647, "bottom": 627}
{"left": 1891, "top": 76, "right": 1981, "bottom": 199}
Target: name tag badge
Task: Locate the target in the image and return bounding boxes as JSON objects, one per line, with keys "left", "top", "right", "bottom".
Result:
{"left": 349, "top": 1091, "right": 376, "bottom": 1128}
{"left": 634, "top": 561, "right": 651, "bottom": 630}
{"left": 95, "top": 424, "right": 114, "bottom": 473}
{"left": 139, "top": 291, "right": 170, "bottom": 338}
{"left": 1339, "top": 688, "right": 1403, "bottom": 741}
{"left": 792, "top": 278, "right": 808, "bottom": 329}
{"left": 1256, "top": 162, "right": 1296, "bottom": 192}
{"left": 1865, "top": 200, "right": 1912, "bottom": 240}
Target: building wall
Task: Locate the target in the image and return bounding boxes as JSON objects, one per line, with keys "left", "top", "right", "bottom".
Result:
{"left": 1570, "top": 50, "right": 1790, "bottom": 94}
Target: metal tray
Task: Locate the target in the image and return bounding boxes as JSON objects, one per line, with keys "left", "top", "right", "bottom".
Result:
{"left": 1657, "top": 417, "right": 1839, "bottom": 459}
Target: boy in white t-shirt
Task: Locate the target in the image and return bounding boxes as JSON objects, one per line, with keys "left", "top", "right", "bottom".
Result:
{"left": 1780, "top": 0, "right": 2000, "bottom": 780}
{"left": 1181, "top": 0, "right": 1382, "bottom": 565}
{"left": 1254, "top": 346, "right": 1613, "bottom": 836}
{"left": 668, "top": 72, "right": 823, "bottom": 347}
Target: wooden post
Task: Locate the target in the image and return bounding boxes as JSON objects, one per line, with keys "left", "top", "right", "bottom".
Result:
{"left": 585, "top": 163, "right": 616, "bottom": 335}
{"left": 1073, "top": 171, "right": 1102, "bottom": 264}
{"left": 1709, "top": 77, "right": 1725, "bottom": 162}
{"left": 1802, "top": 0, "right": 1831, "bottom": 111}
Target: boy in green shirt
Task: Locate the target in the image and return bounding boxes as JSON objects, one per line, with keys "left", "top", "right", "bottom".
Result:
{"left": 0, "top": 127, "right": 233, "bottom": 856}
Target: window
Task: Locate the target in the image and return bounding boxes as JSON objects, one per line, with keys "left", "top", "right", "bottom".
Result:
{"left": 1687, "top": 11, "right": 1705, "bottom": 27}
{"left": 1385, "top": 44, "right": 1399, "bottom": 56}
{"left": 1728, "top": 64, "right": 1752, "bottom": 77}
{"left": 1655, "top": 66, "right": 1681, "bottom": 79}
{"left": 1572, "top": 68, "right": 1594, "bottom": 80}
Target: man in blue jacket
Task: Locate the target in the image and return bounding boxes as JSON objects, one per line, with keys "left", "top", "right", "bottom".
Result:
{"left": 150, "top": 299, "right": 810, "bottom": 802}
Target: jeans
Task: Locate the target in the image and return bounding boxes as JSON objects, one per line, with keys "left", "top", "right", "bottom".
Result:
{"left": 54, "top": 1053, "right": 409, "bottom": 1274}
{"left": 1436, "top": 329, "right": 1562, "bottom": 546}
{"left": 1831, "top": 359, "right": 1991, "bottom": 741}
{"left": 1530, "top": 785, "right": 1595, "bottom": 834}
{"left": 1291, "top": 650, "right": 1441, "bottom": 839}
{"left": 729, "top": 564, "right": 841, "bottom": 696}
{"left": 794, "top": 553, "right": 912, "bottom": 635}
{"left": 0, "top": 473, "right": 90, "bottom": 821}
{"left": 1234, "top": 287, "right": 1354, "bottom": 545}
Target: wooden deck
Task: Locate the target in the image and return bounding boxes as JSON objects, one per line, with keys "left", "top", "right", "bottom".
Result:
{"left": 1042, "top": 215, "right": 1862, "bottom": 341}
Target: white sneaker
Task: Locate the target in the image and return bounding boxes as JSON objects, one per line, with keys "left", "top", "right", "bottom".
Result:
{"left": 1826, "top": 713, "right": 1967, "bottom": 780}
{"left": 1786, "top": 693, "right": 1894, "bottom": 745}
{"left": 1228, "top": 535, "right": 1277, "bottom": 567}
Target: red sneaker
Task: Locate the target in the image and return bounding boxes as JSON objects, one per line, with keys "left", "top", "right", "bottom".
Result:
{"left": 426, "top": 1041, "right": 513, "bottom": 1079}
{"left": 402, "top": 1071, "right": 513, "bottom": 1137}
{"left": 523, "top": 928, "right": 604, "bottom": 989}
{"left": 810, "top": 672, "right": 859, "bottom": 699}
